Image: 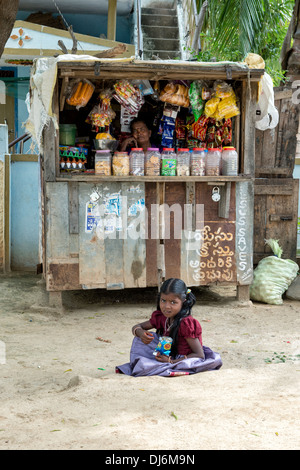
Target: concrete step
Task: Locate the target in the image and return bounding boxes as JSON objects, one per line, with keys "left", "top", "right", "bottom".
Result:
{"left": 144, "top": 0, "right": 176, "bottom": 8}
{"left": 142, "top": 24, "right": 179, "bottom": 39}
{"left": 143, "top": 49, "right": 181, "bottom": 60}
{"left": 141, "top": 13, "right": 178, "bottom": 27}
{"left": 142, "top": 7, "right": 177, "bottom": 16}
{"left": 143, "top": 37, "right": 180, "bottom": 51}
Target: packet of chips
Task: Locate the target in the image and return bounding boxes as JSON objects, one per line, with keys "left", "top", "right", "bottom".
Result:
{"left": 204, "top": 97, "right": 220, "bottom": 117}
{"left": 189, "top": 81, "right": 205, "bottom": 120}
{"left": 217, "top": 95, "right": 240, "bottom": 119}
{"left": 213, "top": 81, "right": 235, "bottom": 99}
{"left": 153, "top": 336, "right": 173, "bottom": 356}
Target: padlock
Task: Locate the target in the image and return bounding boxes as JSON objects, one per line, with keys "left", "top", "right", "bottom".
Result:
{"left": 212, "top": 186, "right": 221, "bottom": 202}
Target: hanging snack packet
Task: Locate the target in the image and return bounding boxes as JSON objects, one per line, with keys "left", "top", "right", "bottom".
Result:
{"left": 206, "top": 118, "right": 216, "bottom": 143}
{"left": 132, "top": 79, "right": 154, "bottom": 96}
{"left": 204, "top": 97, "right": 220, "bottom": 117}
{"left": 161, "top": 116, "right": 176, "bottom": 147}
{"left": 213, "top": 81, "right": 235, "bottom": 99}
{"left": 221, "top": 118, "right": 232, "bottom": 145}
{"left": 66, "top": 79, "right": 95, "bottom": 109}
{"left": 113, "top": 80, "right": 144, "bottom": 114}
{"left": 217, "top": 95, "right": 240, "bottom": 119}
{"left": 175, "top": 117, "right": 186, "bottom": 140}
{"left": 192, "top": 114, "right": 209, "bottom": 141}
{"left": 201, "top": 83, "right": 212, "bottom": 100}
{"left": 189, "top": 81, "right": 205, "bottom": 120}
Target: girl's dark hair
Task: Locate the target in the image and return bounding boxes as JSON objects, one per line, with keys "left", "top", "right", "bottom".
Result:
{"left": 156, "top": 278, "right": 196, "bottom": 357}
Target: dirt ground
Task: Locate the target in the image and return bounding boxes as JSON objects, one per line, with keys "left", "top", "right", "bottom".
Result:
{"left": 0, "top": 272, "right": 299, "bottom": 451}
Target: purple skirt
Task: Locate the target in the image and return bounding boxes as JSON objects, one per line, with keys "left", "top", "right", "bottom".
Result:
{"left": 116, "top": 333, "right": 222, "bottom": 377}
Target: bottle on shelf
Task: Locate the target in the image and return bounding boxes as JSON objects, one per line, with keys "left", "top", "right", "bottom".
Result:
{"left": 221, "top": 147, "right": 238, "bottom": 176}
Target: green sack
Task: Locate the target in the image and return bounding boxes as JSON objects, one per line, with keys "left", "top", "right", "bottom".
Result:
{"left": 250, "top": 239, "right": 299, "bottom": 305}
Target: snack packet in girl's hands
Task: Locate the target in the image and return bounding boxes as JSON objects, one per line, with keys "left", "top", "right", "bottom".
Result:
{"left": 153, "top": 336, "right": 173, "bottom": 356}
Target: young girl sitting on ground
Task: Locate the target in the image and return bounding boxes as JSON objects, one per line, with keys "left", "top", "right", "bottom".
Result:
{"left": 116, "top": 278, "right": 222, "bottom": 377}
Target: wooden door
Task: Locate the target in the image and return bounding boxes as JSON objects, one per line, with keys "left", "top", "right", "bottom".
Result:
{"left": 254, "top": 178, "right": 299, "bottom": 262}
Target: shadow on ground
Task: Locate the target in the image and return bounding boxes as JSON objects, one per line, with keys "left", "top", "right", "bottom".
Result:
{"left": 0, "top": 271, "right": 237, "bottom": 313}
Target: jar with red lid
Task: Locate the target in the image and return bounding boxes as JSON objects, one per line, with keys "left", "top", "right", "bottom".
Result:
{"left": 205, "top": 148, "right": 221, "bottom": 176}
{"left": 161, "top": 148, "right": 176, "bottom": 176}
{"left": 176, "top": 148, "right": 190, "bottom": 176}
{"left": 145, "top": 148, "right": 161, "bottom": 176}
{"left": 191, "top": 148, "right": 206, "bottom": 176}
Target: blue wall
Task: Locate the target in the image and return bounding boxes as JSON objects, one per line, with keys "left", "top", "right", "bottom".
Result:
{"left": 10, "top": 159, "right": 40, "bottom": 270}
{"left": 16, "top": 11, "right": 133, "bottom": 44}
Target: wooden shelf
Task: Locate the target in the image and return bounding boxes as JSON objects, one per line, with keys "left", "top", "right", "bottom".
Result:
{"left": 56, "top": 174, "right": 253, "bottom": 183}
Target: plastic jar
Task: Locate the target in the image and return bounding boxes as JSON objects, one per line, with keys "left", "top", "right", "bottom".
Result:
{"left": 129, "top": 148, "right": 144, "bottom": 176}
{"left": 176, "top": 148, "right": 190, "bottom": 176}
{"left": 59, "top": 124, "right": 77, "bottom": 146}
{"left": 205, "top": 148, "right": 221, "bottom": 176}
{"left": 112, "top": 152, "right": 130, "bottom": 176}
{"left": 145, "top": 148, "right": 161, "bottom": 176}
{"left": 95, "top": 149, "right": 111, "bottom": 175}
{"left": 191, "top": 148, "right": 206, "bottom": 176}
{"left": 221, "top": 147, "right": 238, "bottom": 176}
{"left": 161, "top": 148, "right": 176, "bottom": 176}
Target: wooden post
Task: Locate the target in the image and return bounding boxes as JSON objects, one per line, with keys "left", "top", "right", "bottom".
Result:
{"left": 236, "top": 80, "right": 257, "bottom": 301}
{"left": 107, "top": 0, "right": 117, "bottom": 41}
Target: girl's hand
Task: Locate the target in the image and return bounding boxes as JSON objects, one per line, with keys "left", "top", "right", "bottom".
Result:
{"left": 154, "top": 352, "right": 172, "bottom": 363}
{"left": 137, "top": 329, "right": 154, "bottom": 344}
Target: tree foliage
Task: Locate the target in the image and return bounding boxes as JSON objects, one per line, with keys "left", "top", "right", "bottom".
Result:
{"left": 189, "top": 0, "right": 295, "bottom": 84}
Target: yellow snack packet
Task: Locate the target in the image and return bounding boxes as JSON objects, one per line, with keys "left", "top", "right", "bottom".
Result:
{"left": 204, "top": 97, "right": 220, "bottom": 117}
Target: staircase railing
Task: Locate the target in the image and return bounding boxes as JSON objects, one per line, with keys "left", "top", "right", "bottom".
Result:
{"left": 8, "top": 133, "right": 31, "bottom": 154}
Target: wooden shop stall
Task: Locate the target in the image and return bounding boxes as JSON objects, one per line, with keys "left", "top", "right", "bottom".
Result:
{"left": 37, "top": 58, "right": 263, "bottom": 306}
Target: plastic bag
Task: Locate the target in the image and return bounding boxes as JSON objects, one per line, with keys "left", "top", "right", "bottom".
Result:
{"left": 189, "top": 81, "right": 205, "bottom": 120}
{"left": 255, "top": 72, "right": 279, "bottom": 130}
{"left": 192, "top": 114, "right": 208, "bottom": 140}
{"left": 243, "top": 52, "right": 265, "bottom": 69}
{"left": 213, "top": 81, "right": 235, "bottom": 99}
{"left": 204, "top": 97, "right": 220, "bottom": 117}
{"left": 160, "top": 82, "right": 190, "bottom": 107}
{"left": 113, "top": 80, "right": 144, "bottom": 114}
{"left": 250, "top": 239, "right": 299, "bottom": 305}
{"left": 132, "top": 79, "right": 153, "bottom": 96}
{"left": 217, "top": 95, "right": 240, "bottom": 119}
{"left": 66, "top": 79, "right": 95, "bottom": 109}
